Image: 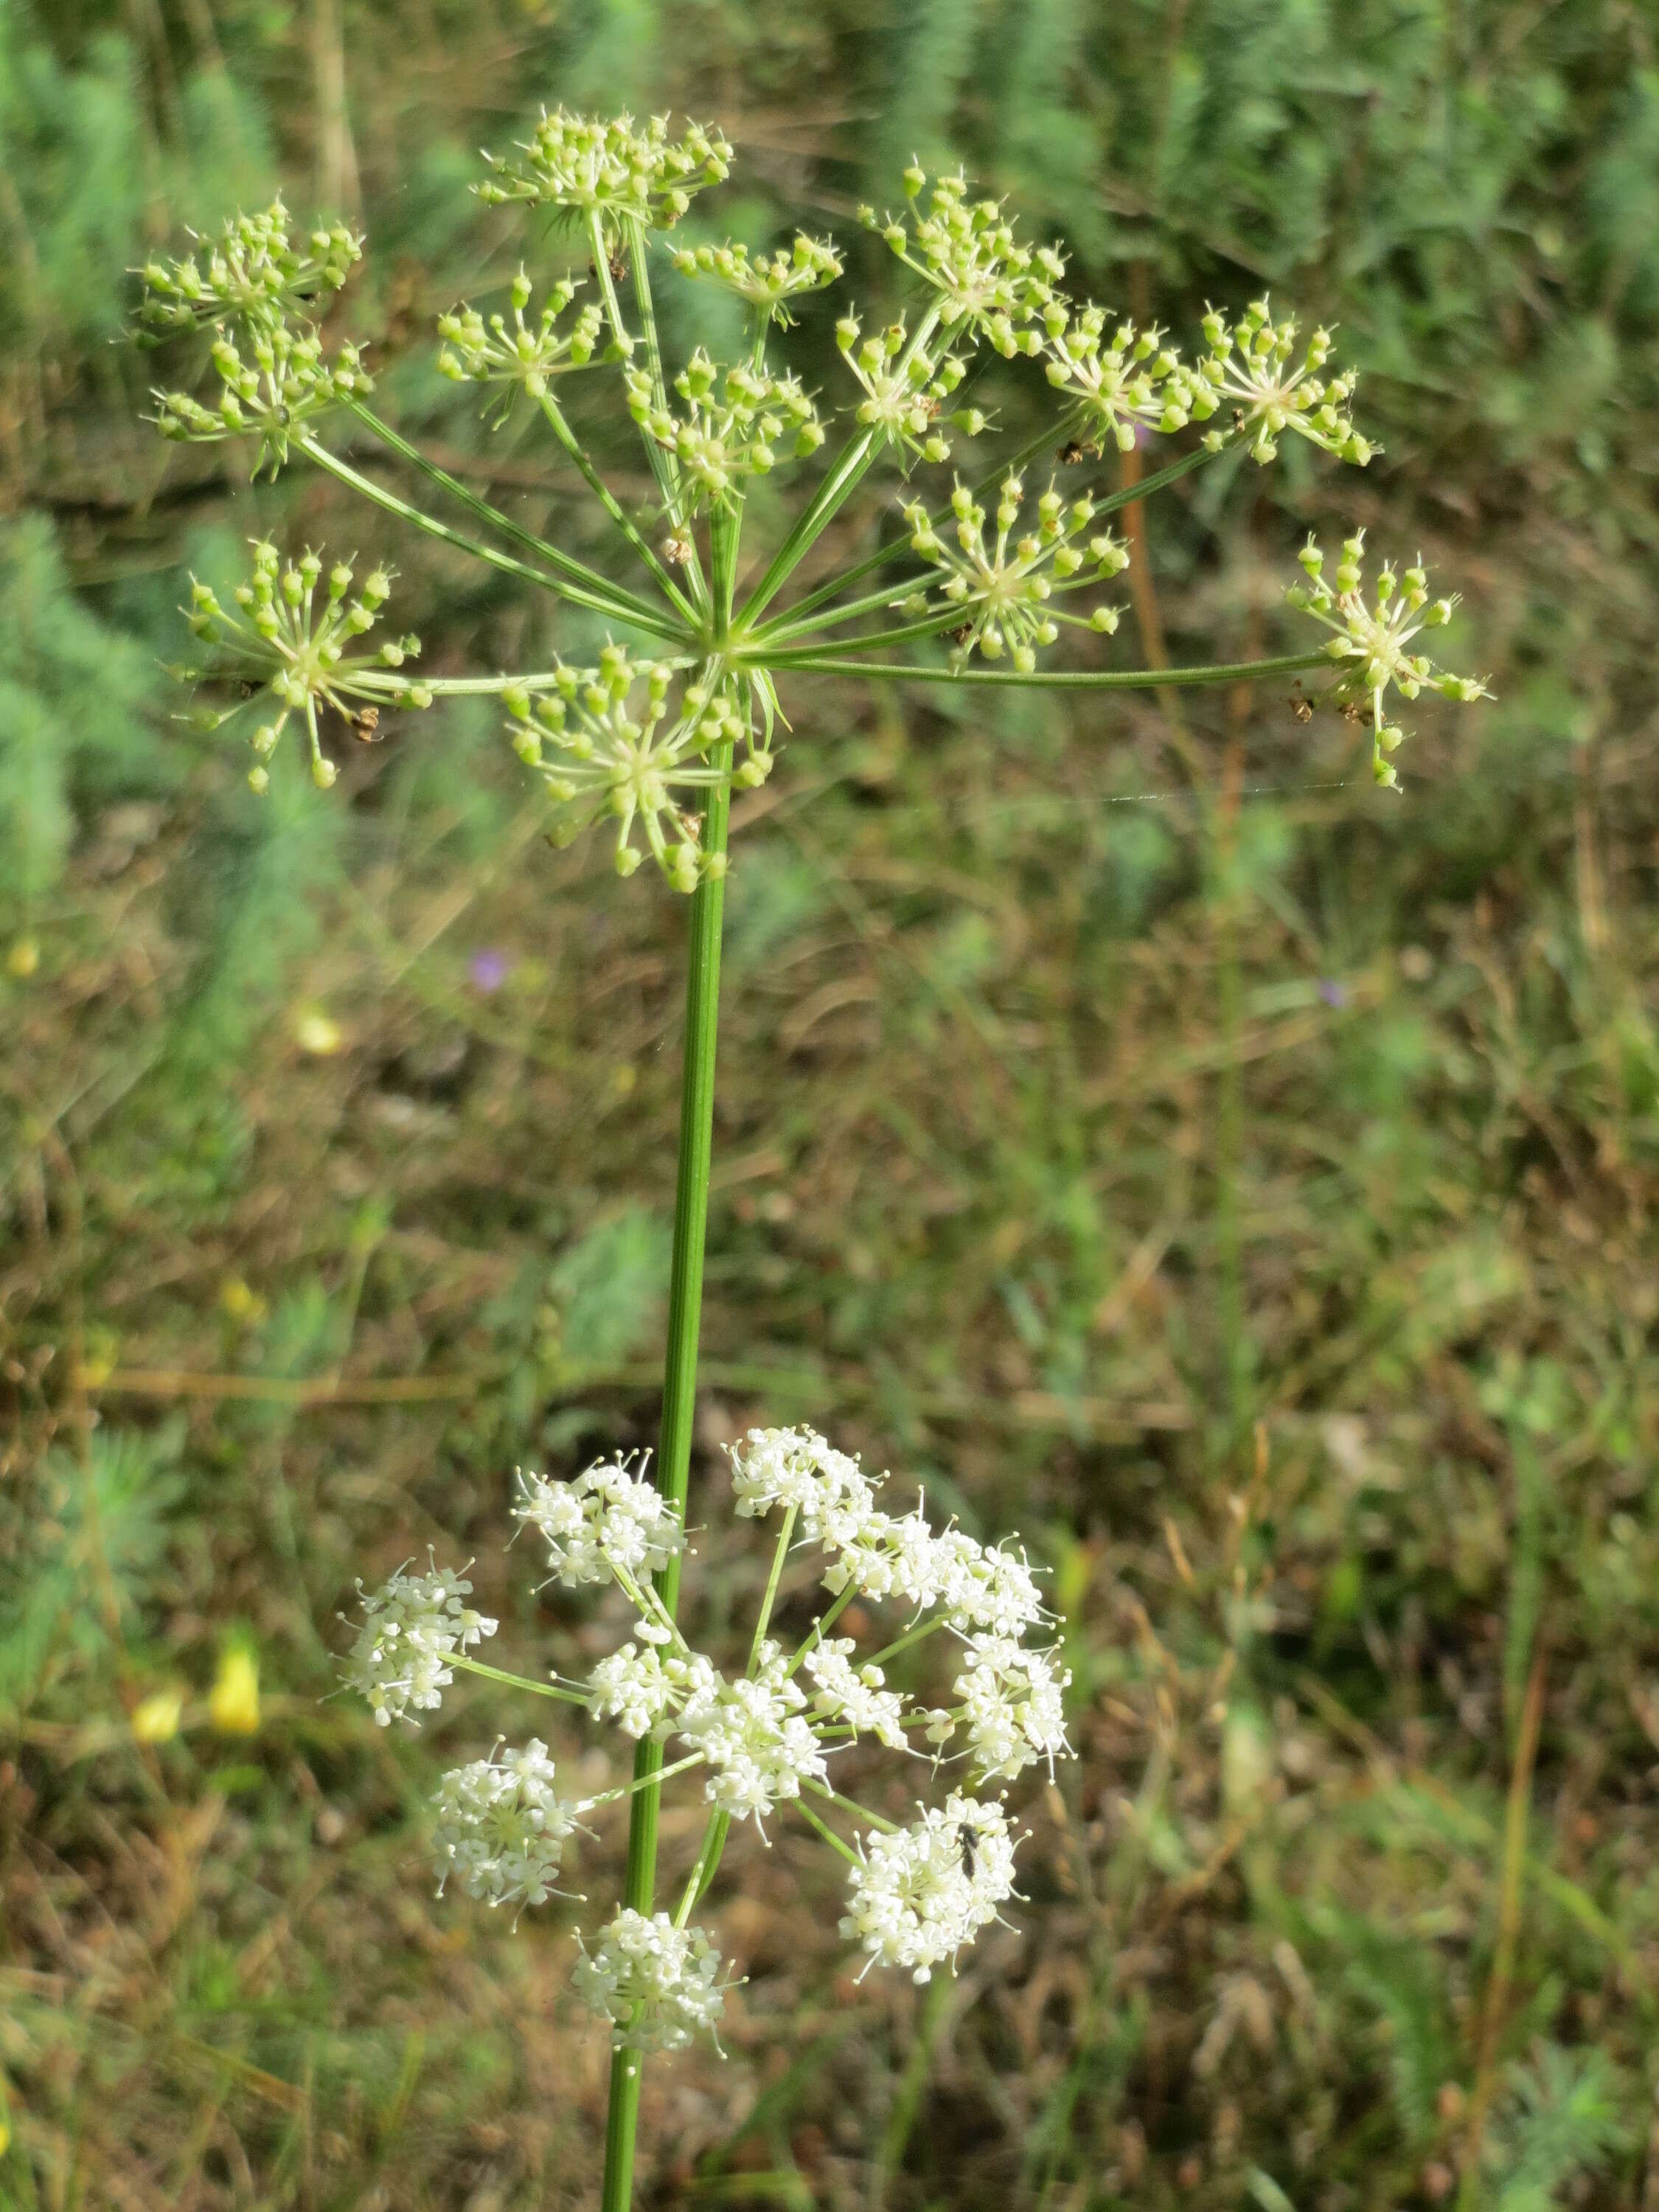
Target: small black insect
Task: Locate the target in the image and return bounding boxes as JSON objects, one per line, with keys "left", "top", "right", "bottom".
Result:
{"left": 956, "top": 1820, "right": 981, "bottom": 1880}
{"left": 591, "top": 246, "right": 630, "bottom": 285}
{"left": 1056, "top": 439, "right": 1090, "bottom": 466}
{"left": 950, "top": 623, "right": 975, "bottom": 649}
{"left": 350, "top": 705, "right": 383, "bottom": 744}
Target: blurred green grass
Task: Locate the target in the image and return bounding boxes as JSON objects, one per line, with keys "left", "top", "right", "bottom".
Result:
{"left": 4, "top": 1, "right": 1659, "bottom": 2206}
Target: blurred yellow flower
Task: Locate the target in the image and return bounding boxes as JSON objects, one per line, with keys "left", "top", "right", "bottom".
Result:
{"left": 7, "top": 937, "right": 39, "bottom": 978}
{"left": 209, "top": 1647, "right": 261, "bottom": 1735}
{"left": 294, "top": 1006, "right": 344, "bottom": 1056}
{"left": 220, "top": 1276, "right": 267, "bottom": 1324}
{"left": 131, "top": 1686, "right": 186, "bottom": 1743}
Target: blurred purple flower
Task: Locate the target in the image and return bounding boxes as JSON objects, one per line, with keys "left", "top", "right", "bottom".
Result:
{"left": 470, "top": 949, "right": 512, "bottom": 993}
{"left": 1318, "top": 978, "right": 1348, "bottom": 1009}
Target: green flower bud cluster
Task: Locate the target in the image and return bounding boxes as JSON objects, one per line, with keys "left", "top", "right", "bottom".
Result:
{"left": 437, "top": 270, "right": 607, "bottom": 406}
{"left": 669, "top": 234, "right": 843, "bottom": 327}
{"left": 137, "top": 201, "right": 361, "bottom": 336}
{"left": 624, "top": 350, "right": 824, "bottom": 510}
{"left": 862, "top": 165, "right": 1061, "bottom": 351}
{"left": 153, "top": 319, "right": 371, "bottom": 475}
{"left": 1040, "top": 306, "right": 1210, "bottom": 453}
{"left": 900, "top": 475, "right": 1130, "bottom": 672}
{"left": 1287, "top": 532, "right": 1489, "bottom": 787}
{"left": 1193, "top": 299, "right": 1374, "bottom": 467}
{"left": 504, "top": 647, "right": 748, "bottom": 891}
{"left": 835, "top": 315, "right": 981, "bottom": 467}
{"left": 183, "top": 540, "right": 428, "bottom": 793}
{"left": 478, "top": 109, "right": 732, "bottom": 235}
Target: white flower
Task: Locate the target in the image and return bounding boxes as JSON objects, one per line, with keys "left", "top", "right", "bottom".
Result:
{"left": 841, "top": 1793, "right": 1020, "bottom": 1983}
{"left": 953, "top": 1634, "right": 1071, "bottom": 1782}
{"left": 589, "top": 1634, "right": 682, "bottom": 1738}
{"left": 514, "top": 1456, "right": 684, "bottom": 1587}
{"left": 804, "top": 1638, "right": 910, "bottom": 1750}
{"left": 432, "top": 1739, "right": 582, "bottom": 1910}
{"left": 862, "top": 166, "right": 1058, "bottom": 350}
{"left": 671, "top": 234, "right": 842, "bottom": 326}
{"left": 588, "top": 1632, "right": 720, "bottom": 1740}
{"left": 437, "top": 268, "right": 604, "bottom": 402}
{"left": 1192, "top": 297, "right": 1373, "bottom": 467}
{"left": 832, "top": 313, "right": 969, "bottom": 466}
{"left": 478, "top": 109, "right": 732, "bottom": 233}
{"left": 1287, "top": 533, "right": 1489, "bottom": 789}
{"left": 897, "top": 475, "right": 1129, "bottom": 674}
{"left": 504, "top": 647, "right": 737, "bottom": 892}
{"left": 341, "top": 1557, "right": 497, "bottom": 1727}
{"left": 931, "top": 1531, "right": 1048, "bottom": 1638}
{"left": 625, "top": 351, "right": 824, "bottom": 511}
{"left": 819, "top": 1500, "right": 942, "bottom": 1611}
{"left": 674, "top": 1642, "right": 828, "bottom": 1828}
{"left": 1040, "top": 305, "right": 1203, "bottom": 452}
{"left": 727, "top": 1425, "right": 875, "bottom": 1535}
{"left": 573, "top": 1908, "right": 730, "bottom": 2051}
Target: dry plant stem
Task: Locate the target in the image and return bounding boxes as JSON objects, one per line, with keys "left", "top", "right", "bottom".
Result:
{"left": 600, "top": 740, "right": 734, "bottom": 2212}
{"left": 1458, "top": 1644, "right": 1548, "bottom": 2210}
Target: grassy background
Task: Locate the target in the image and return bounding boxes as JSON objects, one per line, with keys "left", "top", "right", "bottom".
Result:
{"left": 4, "top": 1, "right": 1659, "bottom": 2205}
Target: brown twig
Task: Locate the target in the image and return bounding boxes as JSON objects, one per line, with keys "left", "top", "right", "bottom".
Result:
{"left": 1459, "top": 1643, "right": 1548, "bottom": 2207}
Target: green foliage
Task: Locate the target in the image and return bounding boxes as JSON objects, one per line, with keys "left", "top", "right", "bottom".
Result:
{"left": 0, "top": 1425, "right": 185, "bottom": 1715}
{"left": 0, "top": 516, "right": 164, "bottom": 910}
{"left": 548, "top": 1206, "right": 672, "bottom": 1371}
{"left": 1491, "top": 2045, "right": 1630, "bottom": 2211}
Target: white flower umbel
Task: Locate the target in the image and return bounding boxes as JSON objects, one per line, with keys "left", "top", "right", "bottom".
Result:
{"left": 341, "top": 1557, "right": 498, "bottom": 1727}
{"left": 842, "top": 1793, "right": 1020, "bottom": 1983}
{"left": 438, "top": 268, "right": 605, "bottom": 407}
{"left": 863, "top": 164, "right": 1058, "bottom": 352}
{"left": 432, "top": 1739, "right": 583, "bottom": 1909}
{"left": 155, "top": 319, "right": 371, "bottom": 475}
{"left": 833, "top": 313, "right": 974, "bottom": 468}
{"left": 727, "top": 1425, "right": 875, "bottom": 1537}
{"left": 674, "top": 1642, "right": 828, "bottom": 1829}
{"left": 504, "top": 647, "right": 748, "bottom": 889}
{"left": 515, "top": 1454, "right": 686, "bottom": 1587}
{"left": 804, "top": 1638, "right": 909, "bottom": 1750}
{"left": 574, "top": 1908, "right": 730, "bottom": 2051}
{"left": 180, "top": 540, "right": 429, "bottom": 793}
{"left": 1192, "top": 298, "right": 1374, "bottom": 467}
{"left": 1288, "top": 532, "right": 1490, "bottom": 788}
{"left": 898, "top": 474, "right": 1130, "bottom": 672}
{"left": 671, "top": 234, "right": 842, "bottom": 327}
{"left": 930, "top": 1530, "right": 1048, "bottom": 1639}
{"left": 625, "top": 349, "right": 825, "bottom": 510}
{"left": 952, "top": 1633, "right": 1072, "bottom": 1782}
{"left": 589, "top": 1627, "right": 689, "bottom": 1739}
{"left": 818, "top": 1498, "right": 944, "bottom": 1612}
{"left": 477, "top": 110, "right": 733, "bottom": 234}
{"left": 1040, "top": 304, "right": 1206, "bottom": 453}
{"left": 138, "top": 200, "right": 362, "bottom": 335}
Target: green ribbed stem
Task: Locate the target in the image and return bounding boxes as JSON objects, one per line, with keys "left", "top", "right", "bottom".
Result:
{"left": 598, "top": 738, "right": 734, "bottom": 2212}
